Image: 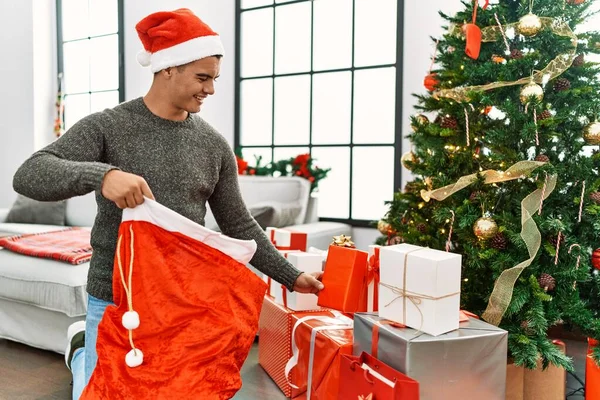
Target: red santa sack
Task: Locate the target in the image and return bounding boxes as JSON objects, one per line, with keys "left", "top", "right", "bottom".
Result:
{"left": 81, "top": 198, "right": 268, "bottom": 399}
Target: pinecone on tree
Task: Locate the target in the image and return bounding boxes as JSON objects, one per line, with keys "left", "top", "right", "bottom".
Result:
{"left": 404, "top": 181, "right": 421, "bottom": 194}
{"left": 490, "top": 233, "right": 508, "bottom": 250}
{"left": 537, "top": 110, "right": 552, "bottom": 121}
{"left": 469, "top": 191, "right": 484, "bottom": 202}
{"left": 520, "top": 320, "right": 531, "bottom": 331}
{"left": 554, "top": 78, "right": 571, "bottom": 92}
{"left": 539, "top": 273, "right": 556, "bottom": 291}
{"left": 416, "top": 223, "right": 428, "bottom": 234}
{"left": 535, "top": 154, "right": 550, "bottom": 162}
{"left": 439, "top": 116, "right": 458, "bottom": 130}
{"left": 573, "top": 53, "right": 585, "bottom": 67}
{"left": 511, "top": 49, "right": 524, "bottom": 59}
{"left": 590, "top": 192, "right": 600, "bottom": 204}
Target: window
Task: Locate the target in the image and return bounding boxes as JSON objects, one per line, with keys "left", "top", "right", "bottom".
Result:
{"left": 235, "top": 0, "right": 404, "bottom": 226}
{"left": 57, "top": 0, "right": 124, "bottom": 130}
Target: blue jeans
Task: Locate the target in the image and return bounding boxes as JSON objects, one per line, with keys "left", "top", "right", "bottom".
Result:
{"left": 71, "top": 295, "right": 112, "bottom": 400}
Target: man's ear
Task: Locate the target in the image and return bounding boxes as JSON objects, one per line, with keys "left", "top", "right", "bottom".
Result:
{"left": 162, "top": 67, "right": 173, "bottom": 79}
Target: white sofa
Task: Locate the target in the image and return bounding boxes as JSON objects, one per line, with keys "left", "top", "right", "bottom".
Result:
{"left": 0, "top": 176, "right": 351, "bottom": 354}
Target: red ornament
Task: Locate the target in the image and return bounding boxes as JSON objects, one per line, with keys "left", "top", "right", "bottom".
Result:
{"left": 593, "top": 249, "right": 600, "bottom": 270}
{"left": 424, "top": 73, "right": 439, "bottom": 91}
{"left": 567, "top": 0, "right": 585, "bottom": 4}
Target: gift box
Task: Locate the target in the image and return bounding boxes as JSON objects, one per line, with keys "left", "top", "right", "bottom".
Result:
{"left": 284, "top": 312, "right": 354, "bottom": 399}
{"left": 587, "top": 339, "right": 600, "bottom": 400}
{"left": 258, "top": 296, "right": 331, "bottom": 397}
{"left": 366, "top": 245, "right": 381, "bottom": 313}
{"left": 317, "top": 245, "right": 368, "bottom": 312}
{"left": 338, "top": 352, "right": 419, "bottom": 400}
{"left": 267, "top": 227, "right": 308, "bottom": 251}
{"left": 353, "top": 313, "right": 507, "bottom": 400}
{"left": 264, "top": 252, "right": 325, "bottom": 311}
{"left": 379, "top": 243, "right": 461, "bottom": 336}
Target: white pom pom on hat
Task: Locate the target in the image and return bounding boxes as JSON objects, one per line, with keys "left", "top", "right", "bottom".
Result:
{"left": 136, "top": 50, "right": 152, "bottom": 67}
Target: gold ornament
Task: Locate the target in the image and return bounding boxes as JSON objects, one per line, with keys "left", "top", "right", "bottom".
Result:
{"left": 583, "top": 121, "right": 600, "bottom": 145}
{"left": 332, "top": 234, "right": 355, "bottom": 248}
{"left": 401, "top": 151, "right": 418, "bottom": 170}
{"left": 411, "top": 114, "right": 429, "bottom": 131}
{"left": 473, "top": 217, "right": 498, "bottom": 240}
{"left": 517, "top": 13, "right": 543, "bottom": 37}
{"left": 520, "top": 81, "right": 544, "bottom": 105}
{"left": 377, "top": 220, "right": 395, "bottom": 235}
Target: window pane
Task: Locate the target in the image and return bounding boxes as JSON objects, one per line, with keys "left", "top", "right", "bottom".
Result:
{"left": 313, "top": 0, "right": 352, "bottom": 71}
{"left": 312, "top": 147, "right": 350, "bottom": 219}
{"left": 352, "top": 146, "right": 394, "bottom": 220}
{"left": 61, "top": 0, "right": 89, "bottom": 41}
{"left": 91, "top": 91, "right": 119, "bottom": 113}
{"left": 90, "top": 0, "right": 118, "bottom": 36}
{"left": 275, "top": 3, "right": 311, "bottom": 74}
{"left": 276, "top": 0, "right": 299, "bottom": 3}
{"left": 241, "top": 0, "right": 273, "bottom": 9}
{"left": 354, "top": 0, "right": 397, "bottom": 67}
{"left": 353, "top": 67, "right": 396, "bottom": 144}
{"left": 274, "top": 75, "right": 310, "bottom": 145}
{"left": 90, "top": 35, "right": 119, "bottom": 91}
{"left": 63, "top": 40, "right": 90, "bottom": 94}
{"left": 273, "top": 147, "right": 310, "bottom": 161}
{"left": 241, "top": 9, "right": 274, "bottom": 78}
{"left": 312, "top": 71, "right": 351, "bottom": 144}
{"left": 65, "top": 94, "right": 90, "bottom": 130}
{"left": 241, "top": 78, "right": 273, "bottom": 146}
{"left": 241, "top": 147, "right": 273, "bottom": 168}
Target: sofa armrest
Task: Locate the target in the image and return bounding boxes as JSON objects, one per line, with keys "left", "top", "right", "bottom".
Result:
{"left": 0, "top": 208, "right": 9, "bottom": 223}
{"left": 283, "top": 221, "right": 353, "bottom": 251}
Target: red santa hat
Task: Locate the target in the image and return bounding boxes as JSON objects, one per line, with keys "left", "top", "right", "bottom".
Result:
{"left": 135, "top": 8, "right": 224, "bottom": 73}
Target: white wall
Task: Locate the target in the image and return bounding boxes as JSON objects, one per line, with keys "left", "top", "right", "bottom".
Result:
{"left": 0, "top": 1, "right": 35, "bottom": 208}
{"left": 124, "top": 0, "right": 236, "bottom": 145}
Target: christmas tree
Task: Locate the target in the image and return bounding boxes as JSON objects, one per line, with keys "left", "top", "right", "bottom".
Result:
{"left": 377, "top": 0, "right": 600, "bottom": 370}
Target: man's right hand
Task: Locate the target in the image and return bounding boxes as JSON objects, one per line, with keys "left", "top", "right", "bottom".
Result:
{"left": 101, "top": 170, "right": 155, "bottom": 209}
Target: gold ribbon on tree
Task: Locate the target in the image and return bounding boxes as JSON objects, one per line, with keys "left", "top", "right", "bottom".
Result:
{"left": 482, "top": 174, "right": 557, "bottom": 325}
{"left": 420, "top": 160, "right": 557, "bottom": 326}
{"left": 435, "top": 18, "right": 578, "bottom": 102}
{"left": 421, "top": 161, "right": 545, "bottom": 202}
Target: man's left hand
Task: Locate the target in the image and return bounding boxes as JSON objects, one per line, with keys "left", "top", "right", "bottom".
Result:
{"left": 292, "top": 272, "right": 324, "bottom": 294}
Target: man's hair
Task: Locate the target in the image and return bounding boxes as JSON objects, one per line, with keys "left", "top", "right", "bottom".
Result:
{"left": 154, "top": 55, "right": 223, "bottom": 77}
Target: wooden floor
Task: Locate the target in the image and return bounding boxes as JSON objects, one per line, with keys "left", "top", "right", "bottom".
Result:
{"left": 0, "top": 338, "right": 588, "bottom": 399}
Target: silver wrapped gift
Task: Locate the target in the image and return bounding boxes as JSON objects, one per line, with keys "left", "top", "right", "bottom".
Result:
{"left": 353, "top": 313, "right": 507, "bottom": 400}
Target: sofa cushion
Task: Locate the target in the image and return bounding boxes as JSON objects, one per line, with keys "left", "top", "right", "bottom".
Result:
{"left": 65, "top": 192, "right": 97, "bottom": 227}
{"left": 250, "top": 201, "right": 304, "bottom": 230}
{"left": 0, "top": 222, "right": 66, "bottom": 235}
{"left": 0, "top": 249, "right": 88, "bottom": 317}
{"left": 5, "top": 195, "right": 66, "bottom": 226}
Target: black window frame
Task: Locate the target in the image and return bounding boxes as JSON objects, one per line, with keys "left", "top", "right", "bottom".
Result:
{"left": 234, "top": 0, "right": 405, "bottom": 227}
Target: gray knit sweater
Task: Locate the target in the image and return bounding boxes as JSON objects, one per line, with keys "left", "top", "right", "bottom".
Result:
{"left": 13, "top": 97, "right": 302, "bottom": 302}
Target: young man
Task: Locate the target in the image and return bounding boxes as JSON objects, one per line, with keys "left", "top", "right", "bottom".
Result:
{"left": 13, "top": 8, "right": 323, "bottom": 399}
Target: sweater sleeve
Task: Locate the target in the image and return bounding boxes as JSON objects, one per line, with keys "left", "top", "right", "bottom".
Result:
{"left": 208, "top": 143, "right": 303, "bottom": 291}
{"left": 13, "top": 113, "right": 118, "bottom": 201}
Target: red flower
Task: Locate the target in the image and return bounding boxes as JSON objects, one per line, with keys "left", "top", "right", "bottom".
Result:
{"left": 293, "top": 153, "right": 310, "bottom": 166}
{"left": 236, "top": 156, "right": 248, "bottom": 175}
{"left": 308, "top": 176, "right": 315, "bottom": 183}
{"left": 249, "top": 168, "right": 256, "bottom": 175}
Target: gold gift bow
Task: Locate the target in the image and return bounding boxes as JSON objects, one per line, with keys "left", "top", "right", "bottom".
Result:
{"left": 381, "top": 248, "right": 460, "bottom": 331}
{"left": 434, "top": 18, "right": 578, "bottom": 102}
{"left": 482, "top": 173, "right": 557, "bottom": 325}
{"left": 421, "top": 161, "right": 546, "bottom": 202}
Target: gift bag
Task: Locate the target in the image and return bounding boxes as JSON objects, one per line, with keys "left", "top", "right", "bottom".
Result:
{"left": 81, "top": 198, "right": 268, "bottom": 400}
{"left": 338, "top": 352, "right": 419, "bottom": 400}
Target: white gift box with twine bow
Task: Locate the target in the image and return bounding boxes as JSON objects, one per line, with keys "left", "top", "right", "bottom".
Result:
{"left": 379, "top": 244, "right": 462, "bottom": 336}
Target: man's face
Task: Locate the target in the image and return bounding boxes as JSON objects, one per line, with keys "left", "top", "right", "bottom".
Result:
{"left": 166, "top": 56, "right": 221, "bottom": 114}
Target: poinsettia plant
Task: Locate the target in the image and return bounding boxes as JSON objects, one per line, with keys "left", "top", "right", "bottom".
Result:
{"left": 235, "top": 149, "right": 331, "bottom": 193}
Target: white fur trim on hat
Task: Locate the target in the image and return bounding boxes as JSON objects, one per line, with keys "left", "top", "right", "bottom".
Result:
{"left": 143, "top": 35, "right": 225, "bottom": 73}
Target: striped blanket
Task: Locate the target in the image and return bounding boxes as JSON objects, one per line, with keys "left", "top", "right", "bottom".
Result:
{"left": 0, "top": 228, "right": 92, "bottom": 265}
